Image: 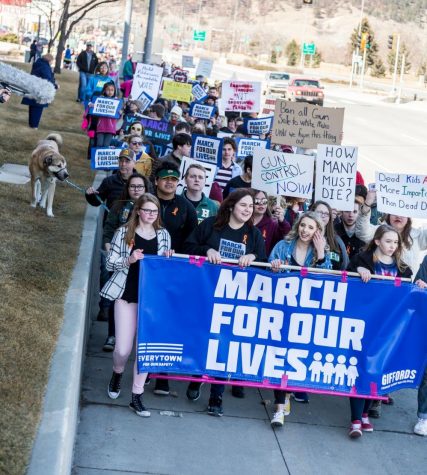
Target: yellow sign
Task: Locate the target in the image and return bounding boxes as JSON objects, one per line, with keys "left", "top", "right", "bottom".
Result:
{"left": 161, "top": 80, "right": 192, "bottom": 103}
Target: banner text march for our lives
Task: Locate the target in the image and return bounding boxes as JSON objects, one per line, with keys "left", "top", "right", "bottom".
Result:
{"left": 137, "top": 257, "right": 427, "bottom": 397}
{"left": 89, "top": 97, "right": 123, "bottom": 119}
{"left": 191, "top": 134, "right": 223, "bottom": 166}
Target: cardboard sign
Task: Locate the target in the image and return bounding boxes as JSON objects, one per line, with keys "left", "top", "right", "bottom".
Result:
{"left": 176, "top": 156, "right": 217, "bottom": 196}
{"left": 235, "top": 137, "right": 270, "bottom": 160}
{"left": 130, "top": 63, "right": 163, "bottom": 102}
{"left": 272, "top": 100, "right": 344, "bottom": 149}
{"left": 375, "top": 172, "right": 427, "bottom": 219}
{"left": 90, "top": 97, "right": 123, "bottom": 118}
{"left": 221, "top": 80, "right": 261, "bottom": 113}
{"left": 192, "top": 83, "right": 208, "bottom": 102}
{"left": 90, "top": 148, "right": 121, "bottom": 170}
{"left": 161, "top": 80, "right": 192, "bottom": 103}
{"left": 182, "top": 55, "right": 195, "bottom": 68}
{"left": 252, "top": 148, "right": 314, "bottom": 198}
{"left": 315, "top": 145, "right": 358, "bottom": 211}
{"left": 244, "top": 116, "right": 273, "bottom": 136}
{"left": 191, "top": 134, "right": 223, "bottom": 166}
{"left": 189, "top": 102, "right": 215, "bottom": 120}
{"left": 195, "top": 58, "right": 214, "bottom": 78}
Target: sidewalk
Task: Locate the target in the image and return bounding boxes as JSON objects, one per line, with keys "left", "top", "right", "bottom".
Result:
{"left": 73, "top": 320, "right": 426, "bottom": 475}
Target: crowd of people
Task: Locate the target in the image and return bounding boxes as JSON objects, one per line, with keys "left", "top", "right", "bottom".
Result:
{"left": 73, "top": 45, "right": 427, "bottom": 440}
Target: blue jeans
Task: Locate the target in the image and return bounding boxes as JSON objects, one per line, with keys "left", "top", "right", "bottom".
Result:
{"left": 418, "top": 366, "right": 427, "bottom": 419}
{"left": 96, "top": 133, "right": 113, "bottom": 147}
{"left": 78, "top": 72, "right": 92, "bottom": 102}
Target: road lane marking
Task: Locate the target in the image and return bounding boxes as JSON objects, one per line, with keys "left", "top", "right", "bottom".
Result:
{"left": 401, "top": 134, "right": 427, "bottom": 145}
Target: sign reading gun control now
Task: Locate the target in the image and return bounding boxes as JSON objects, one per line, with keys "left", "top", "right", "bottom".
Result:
{"left": 272, "top": 100, "right": 344, "bottom": 149}
{"left": 252, "top": 148, "right": 314, "bottom": 198}
{"left": 376, "top": 172, "right": 427, "bottom": 219}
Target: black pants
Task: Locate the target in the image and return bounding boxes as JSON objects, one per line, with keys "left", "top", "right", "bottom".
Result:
{"left": 29, "top": 106, "right": 44, "bottom": 128}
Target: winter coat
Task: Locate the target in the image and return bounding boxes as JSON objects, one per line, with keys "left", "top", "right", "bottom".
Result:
{"left": 21, "top": 58, "right": 57, "bottom": 108}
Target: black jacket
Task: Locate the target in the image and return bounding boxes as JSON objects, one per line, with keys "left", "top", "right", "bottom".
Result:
{"left": 334, "top": 221, "right": 366, "bottom": 260}
{"left": 348, "top": 249, "right": 412, "bottom": 278}
{"left": 85, "top": 172, "right": 129, "bottom": 210}
{"left": 76, "top": 50, "right": 98, "bottom": 74}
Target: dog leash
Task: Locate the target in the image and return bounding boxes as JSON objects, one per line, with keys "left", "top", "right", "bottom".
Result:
{"left": 64, "top": 178, "right": 110, "bottom": 213}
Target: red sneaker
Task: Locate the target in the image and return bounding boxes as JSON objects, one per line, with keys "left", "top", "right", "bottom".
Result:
{"left": 349, "top": 420, "right": 362, "bottom": 438}
{"left": 361, "top": 413, "right": 374, "bottom": 432}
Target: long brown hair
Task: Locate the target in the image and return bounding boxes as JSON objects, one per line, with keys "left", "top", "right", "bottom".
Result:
{"left": 365, "top": 224, "right": 407, "bottom": 272}
{"left": 124, "top": 194, "right": 162, "bottom": 245}
{"left": 214, "top": 188, "right": 255, "bottom": 230}
{"left": 383, "top": 214, "right": 413, "bottom": 249}
{"left": 310, "top": 200, "right": 339, "bottom": 252}
{"left": 111, "top": 173, "right": 149, "bottom": 213}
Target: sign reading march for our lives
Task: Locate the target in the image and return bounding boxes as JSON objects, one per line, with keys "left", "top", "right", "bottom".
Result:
{"left": 375, "top": 172, "right": 427, "bottom": 219}
{"left": 89, "top": 97, "right": 123, "bottom": 118}
{"left": 252, "top": 148, "right": 314, "bottom": 198}
{"left": 90, "top": 148, "right": 121, "bottom": 170}
{"left": 140, "top": 118, "right": 174, "bottom": 157}
{"left": 189, "top": 102, "right": 215, "bottom": 119}
{"left": 235, "top": 137, "right": 270, "bottom": 161}
{"left": 191, "top": 134, "right": 223, "bottom": 166}
{"left": 137, "top": 257, "right": 427, "bottom": 397}
{"left": 130, "top": 63, "right": 163, "bottom": 103}
{"left": 192, "top": 83, "right": 208, "bottom": 102}
{"left": 175, "top": 156, "right": 216, "bottom": 196}
{"left": 272, "top": 100, "right": 344, "bottom": 149}
{"left": 244, "top": 116, "right": 273, "bottom": 136}
{"left": 315, "top": 144, "right": 358, "bottom": 211}
{"left": 221, "top": 80, "right": 261, "bottom": 113}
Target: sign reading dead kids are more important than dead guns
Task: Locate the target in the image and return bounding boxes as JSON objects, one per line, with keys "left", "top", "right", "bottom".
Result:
{"left": 221, "top": 81, "right": 261, "bottom": 113}
{"left": 130, "top": 63, "right": 163, "bottom": 103}
{"left": 90, "top": 97, "right": 123, "bottom": 118}
{"left": 272, "top": 100, "right": 344, "bottom": 149}
{"left": 252, "top": 148, "right": 314, "bottom": 198}
{"left": 375, "top": 172, "right": 427, "bottom": 219}
{"left": 315, "top": 144, "right": 358, "bottom": 211}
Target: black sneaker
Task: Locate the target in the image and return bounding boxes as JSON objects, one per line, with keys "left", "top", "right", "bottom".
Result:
{"left": 186, "top": 382, "right": 203, "bottom": 401}
{"left": 108, "top": 371, "right": 122, "bottom": 399}
{"left": 97, "top": 308, "right": 109, "bottom": 321}
{"left": 368, "top": 400, "right": 382, "bottom": 418}
{"left": 103, "top": 336, "right": 115, "bottom": 352}
{"left": 153, "top": 378, "right": 170, "bottom": 395}
{"left": 129, "top": 393, "right": 151, "bottom": 417}
{"left": 208, "top": 396, "right": 223, "bottom": 417}
{"left": 144, "top": 374, "right": 151, "bottom": 386}
{"left": 231, "top": 385, "right": 245, "bottom": 398}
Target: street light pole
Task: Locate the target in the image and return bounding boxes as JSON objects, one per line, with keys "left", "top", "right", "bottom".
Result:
{"left": 120, "top": 0, "right": 133, "bottom": 77}
{"left": 143, "top": 0, "right": 156, "bottom": 64}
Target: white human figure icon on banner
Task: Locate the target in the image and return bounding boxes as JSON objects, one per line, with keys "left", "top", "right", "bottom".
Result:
{"left": 323, "top": 354, "right": 335, "bottom": 384}
{"left": 347, "top": 356, "right": 359, "bottom": 386}
{"left": 309, "top": 352, "right": 323, "bottom": 382}
{"left": 334, "top": 355, "right": 347, "bottom": 385}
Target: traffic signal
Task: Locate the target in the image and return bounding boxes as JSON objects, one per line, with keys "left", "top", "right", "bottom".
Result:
{"left": 366, "top": 35, "right": 372, "bottom": 49}
{"left": 388, "top": 34, "right": 394, "bottom": 49}
{"left": 360, "top": 32, "right": 368, "bottom": 51}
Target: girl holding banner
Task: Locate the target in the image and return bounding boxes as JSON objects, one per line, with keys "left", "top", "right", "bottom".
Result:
{"left": 268, "top": 211, "right": 331, "bottom": 427}
{"left": 101, "top": 194, "right": 172, "bottom": 417}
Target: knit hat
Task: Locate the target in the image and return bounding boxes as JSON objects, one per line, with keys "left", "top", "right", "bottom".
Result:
{"left": 170, "top": 105, "right": 183, "bottom": 117}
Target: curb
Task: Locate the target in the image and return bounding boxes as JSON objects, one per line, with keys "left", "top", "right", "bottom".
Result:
{"left": 27, "top": 172, "right": 106, "bottom": 475}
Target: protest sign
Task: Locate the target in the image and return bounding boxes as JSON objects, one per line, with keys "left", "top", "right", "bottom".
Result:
{"left": 140, "top": 118, "right": 173, "bottom": 157}
{"left": 138, "top": 92, "right": 154, "bottom": 112}
{"left": 244, "top": 116, "right": 274, "bottom": 136}
{"left": 216, "top": 131, "right": 234, "bottom": 139}
{"left": 235, "top": 137, "right": 270, "bottom": 161}
{"left": 221, "top": 80, "right": 261, "bottom": 113}
{"left": 90, "top": 97, "right": 123, "bottom": 118}
{"left": 375, "top": 172, "right": 427, "bottom": 219}
{"left": 252, "top": 148, "right": 314, "bottom": 198}
{"left": 189, "top": 102, "right": 215, "bottom": 120}
{"left": 315, "top": 144, "right": 358, "bottom": 211}
{"left": 182, "top": 55, "right": 195, "bottom": 68}
{"left": 130, "top": 63, "right": 163, "bottom": 102}
{"left": 192, "top": 83, "right": 208, "bottom": 102}
{"left": 137, "top": 257, "right": 427, "bottom": 397}
{"left": 175, "top": 156, "right": 216, "bottom": 196}
{"left": 172, "top": 68, "right": 188, "bottom": 83}
{"left": 161, "top": 80, "right": 192, "bottom": 102}
{"left": 191, "top": 134, "right": 223, "bottom": 166}
{"left": 90, "top": 148, "right": 121, "bottom": 170}
{"left": 272, "top": 100, "right": 344, "bottom": 149}
{"left": 195, "top": 57, "right": 214, "bottom": 78}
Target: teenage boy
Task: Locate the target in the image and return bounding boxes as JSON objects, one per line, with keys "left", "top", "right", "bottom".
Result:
{"left": 223, "top": 154, "right": 252, "bottom": 199}
{"left": 214, "top": 137, "right": 241, "bottom": 191}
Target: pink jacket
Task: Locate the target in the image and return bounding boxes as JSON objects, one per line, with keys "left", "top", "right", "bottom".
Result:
{"left": 97, "top": 116, "right": 118, "bottom": 134}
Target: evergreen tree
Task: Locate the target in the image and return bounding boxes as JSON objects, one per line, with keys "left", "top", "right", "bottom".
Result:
{"left": 387, "top": 42, "right": 412, "bottom": 74}
{"left": 348, "top": 17, "right": 379, "bottom": 67}
{"left": 286, "top": 39, "right": 299, "bottom": 66}
{"left": 371, "top": 58, "right": 386, "bottom": 77}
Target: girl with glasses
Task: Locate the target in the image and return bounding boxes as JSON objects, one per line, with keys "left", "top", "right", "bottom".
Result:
{"left": 101, "top": 194, "right": 172, "bottom": 417}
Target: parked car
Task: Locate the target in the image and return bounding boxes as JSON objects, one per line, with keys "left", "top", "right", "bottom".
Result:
{"left": 263, "top": 72, "right": 291, "bottom": 95}
{"left": 284, "top": 77, "right": 324, "bottom": 106}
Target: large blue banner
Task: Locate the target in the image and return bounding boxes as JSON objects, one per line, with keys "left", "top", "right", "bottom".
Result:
{"left": 137, "top": 257, "right": 427, "bottom": 397}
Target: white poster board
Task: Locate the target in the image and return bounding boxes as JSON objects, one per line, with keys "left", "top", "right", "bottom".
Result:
{"left": 376, "top": 172, "right": 427, "bottom": 219}
{"left": 182, "top": 55, "right": 195, "bottom": 68}
{"left": 252, "top": 148, "right": 314, "bottom": 198}
{"left": 221, "top": 80, "right": 261, "bottom": 113}
{"left": 315, "top": 144, "right": 358, "bottom": 211}
{"left": 195, "top": 58, "right": 214, "bottom": 78}
{"left": 130, "top": 63, "right": 163, "bottom": 101}
{"left": 176, "top": 156, "right": 217, "bottom": 196}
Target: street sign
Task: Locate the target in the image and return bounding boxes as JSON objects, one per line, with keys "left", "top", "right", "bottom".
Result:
{"left": 193, "top": 30, "right": 206, "bottom": 42}
{"left": 303, "top": 42, "right": 316, "bottom": 55}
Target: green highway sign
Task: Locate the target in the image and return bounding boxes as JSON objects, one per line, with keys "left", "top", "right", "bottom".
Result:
{"left": 193, "top": 30, "right": 206, "bottom": 42}
{"left": 303, "top": 42, "right": 316, "bottom": 55}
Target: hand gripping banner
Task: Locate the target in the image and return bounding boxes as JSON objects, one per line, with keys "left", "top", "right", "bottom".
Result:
{"left": 137, "top": 257, "right": 427, "bottom": 398}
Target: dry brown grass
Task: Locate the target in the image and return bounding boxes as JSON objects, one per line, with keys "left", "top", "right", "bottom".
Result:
{"left": 0, "top": 63, "right": 95, "bottom": 475}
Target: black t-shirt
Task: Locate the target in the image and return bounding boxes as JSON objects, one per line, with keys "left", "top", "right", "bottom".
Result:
{"left": 223, "top": 175, "right": 251, "bottom": 199}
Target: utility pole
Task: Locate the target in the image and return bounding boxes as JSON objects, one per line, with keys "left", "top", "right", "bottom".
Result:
{"left": 120, "top": 0, "right": 133, "bottom": 77}
{"left": 397, "top": 53, "right": 405, "bottom": 104}
{"left": 143, "top": 0, "right": 156, "bottom": 64}
{"left": 359, "top": 46, "right": 367, "bottom": 90}
{"left": 392, "top": 34, "right": 401, "bottom": 93}
{"left": 350, "top": 0, "right": 365, "bottom": 88}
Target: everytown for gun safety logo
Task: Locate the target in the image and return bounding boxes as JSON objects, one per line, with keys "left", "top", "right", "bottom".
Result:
{"left": 138, "top": 342, "right": 184, "bottom": 367}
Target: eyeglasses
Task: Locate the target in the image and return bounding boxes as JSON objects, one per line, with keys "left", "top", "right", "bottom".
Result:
{"left": 131, "top": 141, "right": 142, "bottom": 146}
{"left": 254, "top": 199, "right": 268, "bottom": 205}
{"left": 129, "top": 185, "right": 145, "bottom": 190}
{"left": 316, "top": 211, "right": 330, "bottom": 218}
{"left": 140, "top": 208, "right": 158, "bottom": 215}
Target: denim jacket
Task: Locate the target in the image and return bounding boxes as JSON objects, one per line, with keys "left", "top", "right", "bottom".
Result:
{"left": 268, "top": 238, "right": 332, "bottom": 270}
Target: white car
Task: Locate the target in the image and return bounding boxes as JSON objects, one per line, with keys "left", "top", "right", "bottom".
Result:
{"left": 263, "top": 72, "right": 291, "bottom": 96}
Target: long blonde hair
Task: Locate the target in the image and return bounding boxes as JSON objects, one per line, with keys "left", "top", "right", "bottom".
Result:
{"left": 286, "top": 211, "right": 324, "bottom": 242}
{"left": 124, "top": 194, "right": 162, "bottom": 245}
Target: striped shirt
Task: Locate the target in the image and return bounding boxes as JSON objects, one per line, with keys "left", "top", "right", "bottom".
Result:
{"left": 215, "top": 165, "right": 233, "bottom": 191}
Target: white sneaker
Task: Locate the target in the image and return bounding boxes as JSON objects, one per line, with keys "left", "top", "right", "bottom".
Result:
{"left": 414, "top": 418, "right": 427, "bottom": 436}
{"left": 271, "top": 410, "right": 285, "bottom": 427}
